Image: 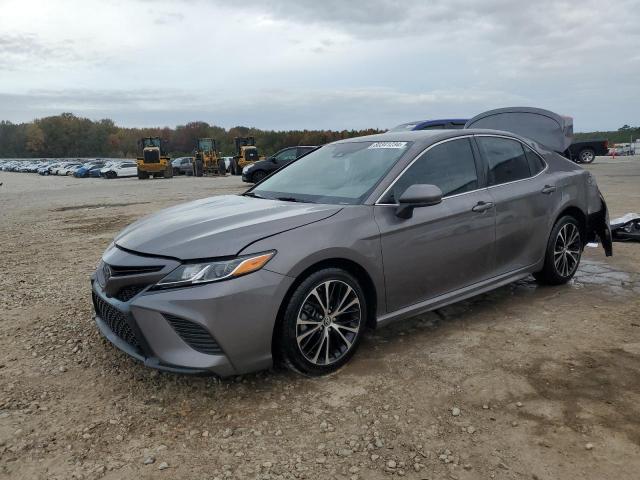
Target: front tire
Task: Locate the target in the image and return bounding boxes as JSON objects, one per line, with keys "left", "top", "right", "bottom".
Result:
{"left": 278, "top": 268, "right": 366, "bottom": 376}
{"left": 534, "top": 216, "right": 582, "bottom": 285}
{"left": 106, "top": 171, "right": 117, "bottom": 179}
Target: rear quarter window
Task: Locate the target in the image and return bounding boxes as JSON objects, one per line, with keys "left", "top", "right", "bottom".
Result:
{"left": 523, "top": 145, "right": 546, "bottom": 175}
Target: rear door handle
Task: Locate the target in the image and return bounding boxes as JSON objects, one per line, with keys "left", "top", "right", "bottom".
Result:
{"left": 472, "top": 201, "right": 494, "bottom": 213}
{"left": 541, "top": 185, "right": 556, "bottom": 194}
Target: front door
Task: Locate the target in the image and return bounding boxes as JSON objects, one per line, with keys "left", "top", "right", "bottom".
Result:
{"left": 374, "top": 137, "right": 496, "bottom": 312}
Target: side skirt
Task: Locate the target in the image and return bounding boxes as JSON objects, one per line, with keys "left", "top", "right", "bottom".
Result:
{"left": 376, "top": 267, "right": 535, "bottom": 328}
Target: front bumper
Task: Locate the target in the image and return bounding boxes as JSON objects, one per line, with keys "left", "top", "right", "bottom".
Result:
{"left": 241, "top": 171, "right": 252, "bottom": 182}
{"left": 91, "top": 247, "right": 294, "bottom": 376}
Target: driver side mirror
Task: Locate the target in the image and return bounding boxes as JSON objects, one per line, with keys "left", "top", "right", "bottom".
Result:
{"left": 395, "top": 184, "right": 443, "bottom": 219}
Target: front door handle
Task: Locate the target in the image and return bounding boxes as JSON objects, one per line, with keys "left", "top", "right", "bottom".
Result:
{"left": 541, "top": 185, "right": 557, "bottom": 194}
{"left": 472, "top": 201, "right": 494, "bottom": 213}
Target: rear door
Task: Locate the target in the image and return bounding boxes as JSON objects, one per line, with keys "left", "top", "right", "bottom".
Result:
{"left": 475, "top": 135, "right": 555, "bottom": 274}
{"left": 374, "top": 137, "right": 496, "bottom": 312}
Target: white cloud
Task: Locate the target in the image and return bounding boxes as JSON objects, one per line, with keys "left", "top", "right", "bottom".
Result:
{"left": 0, "top": 0, "right": 638, "bottom": 130}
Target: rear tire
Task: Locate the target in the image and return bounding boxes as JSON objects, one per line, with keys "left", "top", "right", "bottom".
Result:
{"left": 277, "top": 268, "right": 366, "bottom": 376}
{"left": 231, "top": 158, "right": 242, "bottom": 176}
{"left": 578, "top": 148, "right": 596, "bottom": 164}
{"left": 137, "top": 169, "right": 149, "bottom": 179}
{"left": 534, "top": 216, "right": 582, "bottom": 285}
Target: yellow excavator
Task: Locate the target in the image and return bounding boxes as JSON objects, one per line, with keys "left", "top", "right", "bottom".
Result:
{"left": 231, "top": 136, "right": 262, "bottom": 175}
{"left": 136, "top": 137, "right": 173, "bottom": 179}
{"left": 193, "top": 138, "right": 226, "bottom": 176}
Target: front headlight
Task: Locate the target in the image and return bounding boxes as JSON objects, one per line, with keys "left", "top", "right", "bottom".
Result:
{"left": 152, "top": 251, "right": 275, "bottom": 289}
{"left": 242, "top": 164, "right": 253, "bottom": 173}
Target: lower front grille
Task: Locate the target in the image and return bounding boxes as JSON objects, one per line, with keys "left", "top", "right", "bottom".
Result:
{"left": 114, "top": 284, "right": 147, "bottom": 302}
{"left": 93, "top": 293, "right": 142, "bottom": 352}
{"left": 143, "top": 150, "right": 160, "bottom": 163}
{"left": 164, "top": 314, "right": 223, "bottom": 355}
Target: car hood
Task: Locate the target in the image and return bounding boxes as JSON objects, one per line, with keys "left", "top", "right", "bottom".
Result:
{"left": 114, "top": 195, "right": 342, "bottom": 259}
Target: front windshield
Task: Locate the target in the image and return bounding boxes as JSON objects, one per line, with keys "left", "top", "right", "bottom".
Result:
{"left": 198, "top": 139, "right": 213, "bottom": 151}
{"left": 251, "top": 141, "right": 411, "bottom": 204}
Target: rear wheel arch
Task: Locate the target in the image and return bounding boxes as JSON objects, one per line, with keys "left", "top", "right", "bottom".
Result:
{"left": 555, "top": 205, "right": 587, "bottom": 240}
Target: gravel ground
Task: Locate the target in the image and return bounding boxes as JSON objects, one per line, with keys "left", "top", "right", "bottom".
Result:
{"left": 1, "top": 158, "right": 639, "bottom": 480}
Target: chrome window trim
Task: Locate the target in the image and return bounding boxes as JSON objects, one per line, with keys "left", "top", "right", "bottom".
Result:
{"left": 375, "top": 133, "right": 548, "bottom": 206}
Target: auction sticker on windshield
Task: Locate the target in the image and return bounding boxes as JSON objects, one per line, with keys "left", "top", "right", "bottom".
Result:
{"left": 368, "top": 142, "right": 408, "bottom": 149}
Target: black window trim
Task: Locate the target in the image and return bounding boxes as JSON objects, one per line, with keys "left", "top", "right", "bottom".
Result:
{"left": 473, "top": 134, "right": 548, "bottom": 190}
{"left": 375, "top": 135, "right": 484, "bottom": 206}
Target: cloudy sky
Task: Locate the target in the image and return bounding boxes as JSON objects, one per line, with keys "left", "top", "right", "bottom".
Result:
{"left": 0, "top": 0, "right": 638, "bottom": 131}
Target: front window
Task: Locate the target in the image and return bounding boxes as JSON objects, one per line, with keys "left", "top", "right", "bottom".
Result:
{"left": 381, "top": 138, "right": 478, "bottom": 203}
{"left": 252, "top": 141, "right": 411, "bottom": 204}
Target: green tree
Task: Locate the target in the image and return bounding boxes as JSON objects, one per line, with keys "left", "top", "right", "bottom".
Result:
{"left": 25, "top": 123, "right": 45, "bottom": 155}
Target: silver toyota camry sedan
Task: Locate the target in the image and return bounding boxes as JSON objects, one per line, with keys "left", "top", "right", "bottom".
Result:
{"left": 92, "top": 108, "right": 612, "bottom": 376}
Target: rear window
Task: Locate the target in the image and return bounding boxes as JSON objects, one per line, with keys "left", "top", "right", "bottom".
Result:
{"left": 477, "top": 136, "right": 531, "bottom": 185}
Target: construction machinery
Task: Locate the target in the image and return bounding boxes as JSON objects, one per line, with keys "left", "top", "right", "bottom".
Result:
{"left": 193, "top": 138, "right": 226, "bottom": 177}
{"left": 231, "top": 137, "right": 262, "bottom": 175}
{"left": 136, "top": 137, "right": 173, "bottom": 179}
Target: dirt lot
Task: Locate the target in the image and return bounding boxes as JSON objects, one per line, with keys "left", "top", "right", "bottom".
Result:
{"left": 1, "top": 158, "right": 639, "bottom": 480}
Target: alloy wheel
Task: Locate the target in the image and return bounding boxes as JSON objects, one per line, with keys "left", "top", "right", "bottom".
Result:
{"left": 296, "top": 280, "right": 362, "bottom": 366}
{"left": 553, "top": 223, "right": 581, "bottom": 277}
{"left": 580, "top": 150, "right": 595, "bottom": 163}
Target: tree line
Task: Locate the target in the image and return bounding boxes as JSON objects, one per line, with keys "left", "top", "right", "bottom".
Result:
{"left": 1, "top": 113, "right": 636, "bottom": 159}
{"left": 0, "top": 113, "right": 383, "bottom": 159}
{"left": 573, "top": 124, "right": 640, "bottom": 145}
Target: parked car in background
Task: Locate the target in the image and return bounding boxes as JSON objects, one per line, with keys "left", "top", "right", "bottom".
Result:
{"left": 242, "top": 146, "right": 318, "bottom": 183}
{"left": 101, "top": 161, "right": 138, "bottom": 179}
{"left": 74, "top": 162, "right": 105, "bottom": 178}
{"left": 91, "top": 107, "right": 612, "bottom": 377}
{"left": 38, "top": 163, "right": 54, "bottom": 175}
{"left": 65, "top": 164, "right": 84, "bottom": 175}
{"left": 388, "top": 119, "right": 468, "bottom": 132}
{"left": 172, "top": 157, "right": 194, "bottom": 176}
{"left": 565, "top": 139, "right": 609, "bottom": 163}
{"left": 611, "top": 144, "right": 633, "bottom": 156}
{"left": 51, "top": 162, "right": 74, "bottom": 175}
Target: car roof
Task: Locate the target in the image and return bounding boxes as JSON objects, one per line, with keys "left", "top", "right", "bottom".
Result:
{"left": 331, "top": 128, "right": 538, "bottom": 151}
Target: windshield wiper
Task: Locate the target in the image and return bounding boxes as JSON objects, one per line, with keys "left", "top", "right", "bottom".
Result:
{"left": 243, "top": 191, "right": 266, "bottom": 199}
{"left": 276, "top": 196, "right": 314, "bottom": 203}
